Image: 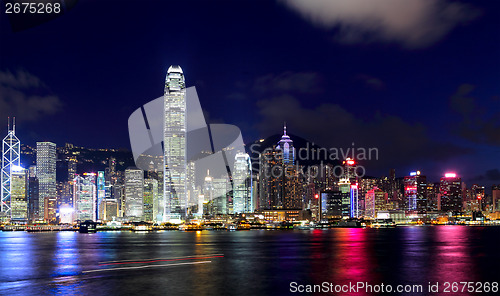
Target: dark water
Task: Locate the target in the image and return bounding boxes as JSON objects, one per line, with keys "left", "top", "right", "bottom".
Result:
{"left": 0, "top": 226, "right": 499, "bottom": 295}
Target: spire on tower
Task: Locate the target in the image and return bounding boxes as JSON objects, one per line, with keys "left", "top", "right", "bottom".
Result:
{"left": 12, "top": 117, "right": 15, "bottom": 133}
{"left": 7, "top": 117, "right": 10, "bottom": 132}
{"left": 283, "top": 122, "right": 287, "bottom": 135}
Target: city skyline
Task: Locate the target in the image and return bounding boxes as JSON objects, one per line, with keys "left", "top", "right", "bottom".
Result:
{"left": 1, "top": 0, "right": 499, "bottom": 189}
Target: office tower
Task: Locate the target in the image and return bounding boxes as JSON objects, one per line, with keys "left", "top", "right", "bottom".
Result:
{"left": 233, "top": 152, "right": 252, "bottom": 214}
{"left": 341, "top": 158, "right": 359, "bottom": 218}
{"left": 277, "top": 123, "right": 295, "bottom": 165}
{"left": 338, "top": 177, "right": 351, "bottom": 218}
{"left": 143, "top": 178, "right": 158, "bottom": 222}
{"left": 73, "top": 173, "right": 96, "bottom": 222}
{"left": 112, "top": 184, "right": 125, "bottom": 217}
{"left": 492, "top": 185, "right": 500, "bottom": 212}
{"left": 36, "top": 142, "right": 57, "bottom": 222}
{"left": 426, "top": 183, "right": 439, "bottom": 212}
{"left": 186, "top": 161, "right": 196, "bottom": 216}
{"left": 10, "top": 166, "right": 27, "bottom": 221}
{"left": 67, "top": 156, "right": 77, "bottom": 181}
{"left": 468, "top": 184, "right": 484, "bottom": 212}
{"left": 27, "top": 173, "right": 39, "bottom": 222}
{"left": 125, "top": 167, "right": 144, "bottom": 220}
{"left": 1, "top": 117, "right": 20, "bottom": 219}
{"left": 259, "top": 125, "right": 302, "bottom": 211}
{"left": 403, "top": 171, "right": 427, "bottom": 212}
{"left": 163, "top": 65, "right": 187, "bottom": 221}
{"left": 96, "top": 171, "right": 105, "bottom": 220}
{"left": 259, "top": 147, "right": 281, "bottom": 210}
{"left": 365, "top": 187, "right": 387, "bottom": 219}
{"left": 439, "top": 173, "right": 462, "bottom": 213}
{"left": 58, "top": 181, "right": 73, "bottom": 215}
{"left": 319, "top": 190, "right": 342, "bottom": 220}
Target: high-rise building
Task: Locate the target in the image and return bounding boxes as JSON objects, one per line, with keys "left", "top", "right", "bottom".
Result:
{"left": 258, "top": 125, "right": 302, "bottom": 211}
{"left": 125, "top": 167, "right": 144, "bottom": 220}
{"left": 340, "top": 158, "right": 359, "bottom": 218}
{"left": 73, "top": 173, "right": 96, "bottom": 222}
{"left": 36, "top": 142, "right": 57, "bottom": 222}
{"left": 492, "top": 185, "right": 500, "bottom": 212}
{"left": 67, "top": 156, "right": 77, "bottom": 181}
{"left": 365, "top": 187, "right": 387, "bottom": 218}
{"left": 27, "top": 172, "right": 39, "bottom": 222}
{"left": 403, "top": 171, "right": 427, "bottom": 212}
{"left": 143, "top": 178, "right": 158, "bottom": 222}
{"left": 10, "top": 166, "right": 27, "bottom": 221}
{"left": 1, "top": 117, "right": 20, "bottom": 220}
{"left": 96, "top": 171, "right": 105, "bottom": 220}
{"left": 338, "top": 177, "right": 351, "bottom": 218}
{"left": 439, "top": 173, "right": 462, "bottom": 213}
{"left": 163, "top": 65, "right": 187, "bottom": 221}
{"left": 233, "top": 152, "right": 253, "bottom": 214}
{"left": 320, "top": 190, "right": 342, "bottom": 220}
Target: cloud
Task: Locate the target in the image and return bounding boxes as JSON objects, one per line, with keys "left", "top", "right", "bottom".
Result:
{"left": 253, "top": 71, "right": 323, "bottom": 94}
{"left": 357, "top": 74, "right": 385, "bottom": 90}
{"left": 280, "top": 0, "right": 480, "bottom": 48}
{"left": 450, "top": 84, "right": 500, "bottom": 146}
{"left": 0, "top": 69, "right": 63, "bottom": 122}
{"left": 256, "top": 95, "right": 470, "bottom": 169}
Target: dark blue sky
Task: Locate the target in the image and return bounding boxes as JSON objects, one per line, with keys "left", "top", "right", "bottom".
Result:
{"left": 0, "top": 0, "right": 499, "bottom": 185}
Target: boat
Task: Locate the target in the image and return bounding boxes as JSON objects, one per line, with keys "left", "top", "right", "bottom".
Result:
{"left": 78, "top": 220, "right": 97, "bottom": 233}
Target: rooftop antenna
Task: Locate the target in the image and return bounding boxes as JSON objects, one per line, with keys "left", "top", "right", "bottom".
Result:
{"left": 283, "top": 121, "right": 287, "bottom": 135}
{"left": 12, "top": 117, "right": 15, "bottom": 133}
{"left": 7, "top": 117, "right": 10, "bottom": 132}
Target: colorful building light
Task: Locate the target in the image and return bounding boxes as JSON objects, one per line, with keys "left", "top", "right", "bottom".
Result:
{"left": 444, "top": 173, "right": 457, "bottom": 178}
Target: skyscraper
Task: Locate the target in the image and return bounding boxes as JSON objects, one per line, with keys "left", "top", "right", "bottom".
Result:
{"left": 439, "top": 173, "right": 462, "bottom": 213}
{"left": 163, "top": 65, "right": 187, "bottom": 221}
{"left": 233, "top": 152, "right": 252, "bottom": 214}
{"left": 36, "top": 142, "right": 57, "bottom": 222}
{"left": 1, "top": 117, "right": 20, "bottom": 220}
{"left": 125, "top": 167, "right": 144, "bottom": 220}
{"left": 73, "top": 173, "right": 96, "bottom": 222}
{"left": 10, "top": 166, "right": 27, "bottom": 221}
{"left": 143, "top": 178, "right": 158, "bottom": 222}
{"left": 403, "top": 171, "right": 427, "bottom": 212}
{"left": 259, "top": 125, "right": 302, "bottom": 211}
{"left": 365, "top": 187, "right": 387, "bottom": 219}
{"left": 96, "top": 171, "right": 105, "bottom": 220}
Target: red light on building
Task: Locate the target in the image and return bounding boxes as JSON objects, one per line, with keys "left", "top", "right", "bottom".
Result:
{"left": 315, "top": 194, "right": 319, "bottom": 199}
{"left": 477, "top": 195, "right": 482, "bottom": 200}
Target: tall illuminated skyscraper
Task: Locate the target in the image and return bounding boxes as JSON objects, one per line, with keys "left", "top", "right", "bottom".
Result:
{"left": 10, "top": 166, "right": 27, "bottom": 221}
{"left": 73, "top": 173, "right": 96, "bottom": 222}
{"left": 1, "top": 117, "right": 20, "bottom": 220}
{"left": 125, "top": 167, "right": 144, "bottom": 220}
{"left": 36, "top": 141, "right": 57, "bottom": 222}
{"left": 404, "top": 171, "right": 427, "bottom": 212}
{"left": 439, "top": 173, "right": 462, "bottom": 213}
{"left": 163, "top": 65, "right": 187, "bottom": 221}
{"left": 96, "top": 171, "right": 105, "bottom": 220}
{"left": 233, "top": 152, "right": 252, "bottom": 213}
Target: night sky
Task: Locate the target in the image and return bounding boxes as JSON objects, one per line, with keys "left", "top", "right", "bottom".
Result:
{"left": 0, "top": 0, "right": 499, "bottom": 186}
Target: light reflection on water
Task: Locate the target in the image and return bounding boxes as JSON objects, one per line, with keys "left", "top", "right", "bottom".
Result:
{"left": 0, "top": 227, "right": 498, "bottom": 295}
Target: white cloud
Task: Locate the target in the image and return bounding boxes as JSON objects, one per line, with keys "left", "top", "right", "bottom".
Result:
{"left": 281, "top": 0, "right": 479, "bottom": 48}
